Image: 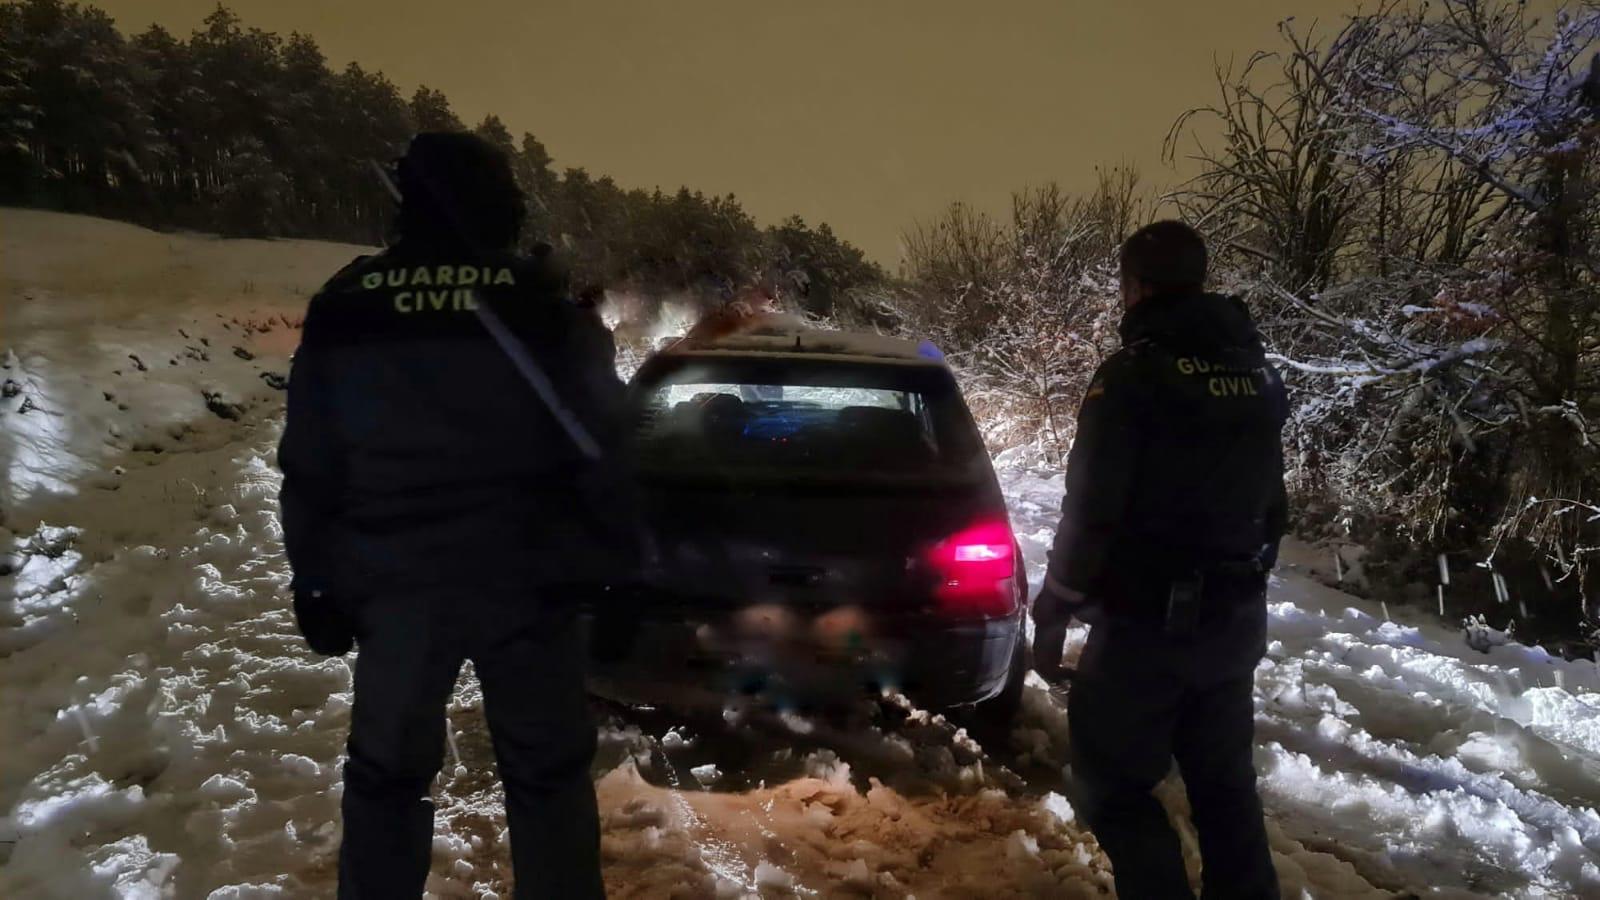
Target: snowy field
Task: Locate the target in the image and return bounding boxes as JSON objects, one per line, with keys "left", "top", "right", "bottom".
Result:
{"left": 4, "top": 210, "right": 1600, "bottom": 898}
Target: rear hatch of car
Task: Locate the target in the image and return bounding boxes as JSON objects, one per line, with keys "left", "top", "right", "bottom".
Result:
{"left": 622, "top": 354, "right": 1017, "bottom": 657}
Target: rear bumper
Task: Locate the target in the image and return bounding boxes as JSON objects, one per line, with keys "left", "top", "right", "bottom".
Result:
{"left": 583, "top": 605, "right": 1022, "bottom": 710}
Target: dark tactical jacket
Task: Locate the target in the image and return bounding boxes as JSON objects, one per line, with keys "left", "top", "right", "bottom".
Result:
{"left": 278, "top": 242, "right": 632, "bottom": 598}
{"left": 1047, "top": 291, "right": 1289, "bottom": 616}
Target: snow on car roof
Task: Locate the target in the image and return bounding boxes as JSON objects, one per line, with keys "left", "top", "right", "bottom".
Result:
{"left": 666, "top": 315, "right": 946, "bottom": 366}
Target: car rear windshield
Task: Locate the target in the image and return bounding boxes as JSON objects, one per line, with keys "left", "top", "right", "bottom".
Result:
{"left": 630, "top": 357, "right": 983, "bottom": 479}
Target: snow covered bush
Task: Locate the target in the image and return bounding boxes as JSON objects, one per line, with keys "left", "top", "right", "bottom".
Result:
{"left": 1170, "top": 1, "right": 1600, "bottom": 614}
{"left": 899, "top": 175, "right": 1134, "bottom": 462}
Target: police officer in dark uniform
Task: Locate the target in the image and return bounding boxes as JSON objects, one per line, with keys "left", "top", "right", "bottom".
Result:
{"left": 1033, "top": 221, "right": 1287, "bottom": 899}
{"left": 279, "top": 132, "right": 630, "bottom": 898}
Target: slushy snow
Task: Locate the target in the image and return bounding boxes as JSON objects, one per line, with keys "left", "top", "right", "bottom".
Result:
{"left": 5, "top": 210, "right": 1600, "bottom": 898}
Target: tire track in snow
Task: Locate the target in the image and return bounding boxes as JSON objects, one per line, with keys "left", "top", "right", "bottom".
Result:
{"left": 1252, "top": 589, "right": 1600, "bottom": 897}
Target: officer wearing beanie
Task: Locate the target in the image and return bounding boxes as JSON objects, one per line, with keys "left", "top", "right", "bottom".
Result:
{"left": 279, "top": 132, "right": 630, "bottom": 898}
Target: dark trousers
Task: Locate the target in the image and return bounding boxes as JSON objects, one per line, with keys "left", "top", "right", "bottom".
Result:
{"left": 1069, "top": 601, "right": 1278, "bottom": 900}
{"left": 337, "top": 589, "right": 603, "bottom": 900}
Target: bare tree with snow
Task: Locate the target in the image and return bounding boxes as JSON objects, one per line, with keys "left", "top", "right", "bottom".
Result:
{"left": 1172, "top": 0, "right": 1600, "bottom": 606}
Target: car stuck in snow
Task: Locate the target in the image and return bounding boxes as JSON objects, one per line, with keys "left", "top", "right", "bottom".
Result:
{"left": 588, "top": 317, "right": 1031, "bottom": 723}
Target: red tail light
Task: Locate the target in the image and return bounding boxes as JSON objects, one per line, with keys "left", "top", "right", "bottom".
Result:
{"left": 927, "top": 520, "right": 1019, "bottom": 617}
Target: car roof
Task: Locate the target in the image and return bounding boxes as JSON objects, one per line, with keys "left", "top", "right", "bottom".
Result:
{"left": 661, "top": 315, "right": 947, "bottom": 368}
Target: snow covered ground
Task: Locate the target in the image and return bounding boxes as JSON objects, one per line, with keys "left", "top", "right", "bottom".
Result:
{"left": 1003, "top": 452, "right": 1600, "bottom": 899}
{"left": 4, "top": 210, "right": 1600, "bottom": 898}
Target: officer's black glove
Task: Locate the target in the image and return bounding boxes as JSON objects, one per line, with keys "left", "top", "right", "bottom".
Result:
{"left": 1031, "top": 577, "right": 1086, "bottom": 684}
{"left": 293, "top": 586, "right": 355, "bottom": 657}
